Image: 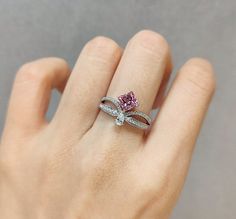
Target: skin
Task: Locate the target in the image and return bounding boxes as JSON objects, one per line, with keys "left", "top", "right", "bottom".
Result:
{"left": 0, "top": 30, "right": 215, "bottom": 219}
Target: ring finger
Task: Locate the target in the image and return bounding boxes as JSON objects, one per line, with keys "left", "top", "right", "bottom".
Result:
{"left": 96, "top": 30, "right": 171, "bottom": 136}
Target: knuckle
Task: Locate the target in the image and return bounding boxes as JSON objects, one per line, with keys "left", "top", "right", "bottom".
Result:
{"left": 130, "top": 30, "right": 169, "bottom": 58}
{"left": 133, "top": 172, "right": 170, "bottom": 202}
{"left": 90, "top": 36, "right": 119, "bottom": 48}
{"left": 180, "top": 58, "right": 216, "bottom": 94}
{"left": 83, "top": 36, "right": 121, "bottom": 62}
{"left": 49, "top": 57, "right": 69, "bottom": 70}
{"left": 0, "top": 153, "right": 17, "bottom": 178}
{"left": 16, "top": 62, "right": 48, "bottom": 84}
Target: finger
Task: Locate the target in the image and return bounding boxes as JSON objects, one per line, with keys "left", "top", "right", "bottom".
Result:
{"left": 96, "top": 30, "right": 171, "bottom": 136}
{"left": 53, "top": 37, "right": 122, "bottom": 137}
{"left": 152, "top": 55, "right": 172, "bottom": 109}
{"left": 4, "top": 58, "right": 70, "bottom": 136}
{"left": 145, "top": 58, "right": 215, "bottom": 175}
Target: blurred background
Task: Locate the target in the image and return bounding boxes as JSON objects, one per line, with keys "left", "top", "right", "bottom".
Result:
{"left": 0, "top": 0, "right": 235, "bottom": 218}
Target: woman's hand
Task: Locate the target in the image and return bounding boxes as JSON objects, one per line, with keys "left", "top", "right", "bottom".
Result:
{"left": 0, "top": 30, "right": 215, "bottom": 219}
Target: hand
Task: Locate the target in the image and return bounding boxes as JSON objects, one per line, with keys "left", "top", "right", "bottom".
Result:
{"left": 0, "top": 30, "right": 215, "bottom": 219}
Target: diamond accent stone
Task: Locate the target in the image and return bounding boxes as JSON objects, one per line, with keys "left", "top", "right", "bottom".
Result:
{"left": 118, "top": 91, "right": 139, "bottom": 111}
{"left": 115, "top": 112, "right": 125, "bottom": 126}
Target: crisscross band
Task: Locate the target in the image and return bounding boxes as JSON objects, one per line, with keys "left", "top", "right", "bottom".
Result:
{"left": 99, "top": 92, "right": 152, "bottom": 130}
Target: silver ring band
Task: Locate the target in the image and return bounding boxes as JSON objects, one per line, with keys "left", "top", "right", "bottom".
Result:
{"left": 99, "top": 96, "right": 152, "bottom": 130}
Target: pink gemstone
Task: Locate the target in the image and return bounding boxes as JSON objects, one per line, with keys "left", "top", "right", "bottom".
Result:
{"left": 118, "top": 91, "right": 139, "bottom": 111}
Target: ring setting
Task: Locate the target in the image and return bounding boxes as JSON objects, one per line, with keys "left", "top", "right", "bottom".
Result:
{"left": 99, "top": 91, "right": 152, "bottom": 130}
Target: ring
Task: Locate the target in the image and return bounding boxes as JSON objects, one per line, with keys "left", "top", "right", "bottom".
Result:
{"left": 99, "top": 91, "right": 152, "bottom": 130}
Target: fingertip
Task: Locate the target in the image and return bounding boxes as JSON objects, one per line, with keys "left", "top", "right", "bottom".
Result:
{"left": 178, "top": 57, "right": 216, "bottom": 95}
